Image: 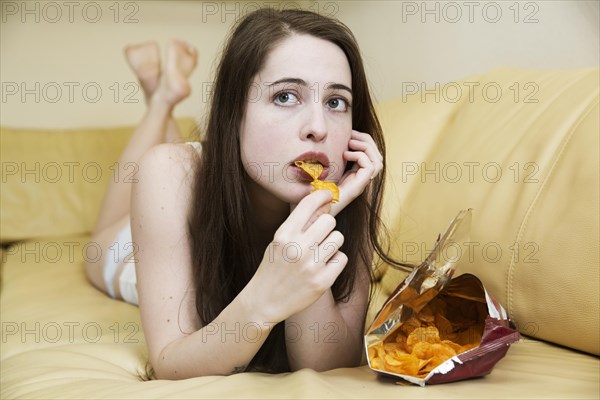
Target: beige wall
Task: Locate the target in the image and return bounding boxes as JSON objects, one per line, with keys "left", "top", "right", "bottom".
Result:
{"left": 1, "top": 0, "right": 598, "bottom": 128}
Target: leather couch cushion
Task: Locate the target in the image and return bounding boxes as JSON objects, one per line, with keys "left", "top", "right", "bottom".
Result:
{"left": 377, "top": 68, "right": 599, "bottom": 355}
{"left": 0, "top": 119, "right": 197, "bottom": 243}
{"left": 1, "top": 236, "right": 598, "bottom": 398}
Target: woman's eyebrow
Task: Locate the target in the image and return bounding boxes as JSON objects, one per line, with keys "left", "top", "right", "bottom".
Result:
{"left": 267, "top": 78, "right": 353, "bottom": 95}
{"left": 325, "top": 83, "right": 352, "bottom": 95}
{"left": 267, "top": 78, "right": 306, "bottom": 87}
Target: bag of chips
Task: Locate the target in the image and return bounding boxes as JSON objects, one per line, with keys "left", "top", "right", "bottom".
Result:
{"left": 365, "top": 209, "right": 520, "bottom": 386}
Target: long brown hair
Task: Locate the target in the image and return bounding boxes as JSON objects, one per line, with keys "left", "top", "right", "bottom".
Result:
{"left": 188, "top": 8, "right": 410, "bottom": 373}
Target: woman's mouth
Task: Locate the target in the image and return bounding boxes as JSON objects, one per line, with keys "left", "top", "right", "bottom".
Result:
{"left": 291, "top": 152, "right": 330, "bottom": 181}
{"left": 290, "top": 163, "right": 329, "bottom": 181}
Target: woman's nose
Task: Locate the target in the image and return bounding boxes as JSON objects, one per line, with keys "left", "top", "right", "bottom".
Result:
{"left": 300, "top": 104, "right": 328, "bottom": 142}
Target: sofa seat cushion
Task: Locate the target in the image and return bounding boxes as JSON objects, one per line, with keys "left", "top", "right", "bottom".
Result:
{"left": 1, "top": 236, "right": 598, "bottom": 398}
{"left": 1, "top": 342, "right": 598, "bottom": 399}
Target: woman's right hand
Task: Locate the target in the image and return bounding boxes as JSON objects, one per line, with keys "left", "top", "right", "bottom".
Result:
{"left": 247, "top": 190, "right": 348, "bottom": 324}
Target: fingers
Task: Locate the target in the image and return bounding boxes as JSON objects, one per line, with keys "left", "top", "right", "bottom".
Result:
{"left": 321, "top": 230, "right": 344, "bottom": 262}
{"left": 326, "top": 249, "right": 348, "bottom": 268}
{"left": 310, "top": 229, "right": 346, "bottom": 277}
{"left": 349, "top": 130, "right": 384, "bottom": 179}
{"left": 302, "top": 202, "right": 331, "bottom": 232}
{"left": 344, "top": 149, "right": 374, "bottom": 179}
{"left": 328, "top": 130, "right": 383, "bottom": 218}
{"left": 324, "top": 250, "right": 348, "bottom": 286}
{"left": 305, "top": 212, "right": 336, "bottom": 242}
{"left": 288, "top": 190, "right": 333, "bottom": 230}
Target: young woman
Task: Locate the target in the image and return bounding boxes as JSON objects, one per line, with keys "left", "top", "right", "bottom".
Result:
{"left": 86, "top": 8, "right": 400, "bottom": 379}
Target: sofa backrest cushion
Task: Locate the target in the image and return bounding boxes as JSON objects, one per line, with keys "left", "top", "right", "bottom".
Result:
{"left": 377, "top": 67, "right": 599, "bottom": 355}
{"left": 0, "top": 119, "right": 198, "bottom": 243}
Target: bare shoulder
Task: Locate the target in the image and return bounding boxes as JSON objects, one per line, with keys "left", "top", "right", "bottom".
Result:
{"left": 132, "top": 141, "right": 201, "bottom": 264}
{"left": 137, "top": 142, "right": 200, "bottom": 185}
{"left": 131, "top": 140, "right": 201, "bottom": 263}
{"left": 134, "top": 142, "right": 201, "bottom": 213}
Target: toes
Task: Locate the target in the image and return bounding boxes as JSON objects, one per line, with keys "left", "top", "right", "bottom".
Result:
{"left": 167, "top": 39, "right": 198, "bottom": 75}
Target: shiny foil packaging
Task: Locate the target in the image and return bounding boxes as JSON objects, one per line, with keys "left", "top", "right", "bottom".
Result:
{"left": 365, "top": 209, "right": 521, "bottom": 386}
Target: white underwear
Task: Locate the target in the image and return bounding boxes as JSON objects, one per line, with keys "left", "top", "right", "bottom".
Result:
{"left": 101, "top": 141, "right": 202, "bottom": 306}
{"left": 102, "top": 223, "right": 138, "bottom": 305}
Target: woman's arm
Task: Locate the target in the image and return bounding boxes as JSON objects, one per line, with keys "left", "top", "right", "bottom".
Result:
{"left": 132, "top": 143, "right": 275, "bottom": 379}
{"left": 285, "top": 259, "right": 370, "bottom": 371}
{"left": 283, "top": 129, "right": 382, "bottom": 370}
{"left": 133, "top": 144, "right": 352, "bottom": 378}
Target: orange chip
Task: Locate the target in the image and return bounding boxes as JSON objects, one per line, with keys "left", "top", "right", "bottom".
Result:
{"left": 367, "top": 345, "right": 377, "bottom": 361}
{"left": 394, "top": 332, "right": 408, "bottom": 347}
{"left": 371, "top": 356, "right": 385, "bottom": 370}
{"left": 384, "top": 353, "right": 420, "bottom": 376}
{"left": 411, "top": 341, "right": 434, "bottom": 359}
{"left": 311, "top": 180, "right": 339, "bottom": 202}
{"left": 294, "top": 160, "right": 339, "bottom": 203}
{"left": 428, "top": 355, "right": 449, "bottom": 368}
{"left": 369, "top": 300, "right": 484, "bottom": 379}
{"left": 454, "top": 325, "right": 482, "bottom": 346}
{"left": 367, "top": 342, "right": 387, "bottom": 371}
{"left": 441, "top": 339, "right": 463, "bottom": 353}
{"left": 384, "top": 342, "right": 407, "bottom": 356}
{"left": 418, "top": 357, "right": 433, "bottom": 371}
{"left": 417, "top": 358, "right": 435, "bottom": 377}
{"left": 434, "top": 343, "right": 457, "bottom": 360}
{"left": 416, "top": 341, "right": 455, "bottom": 358}
{"left": 417, "top": 305, "right": 435, "bottom": 324}
{"left": 368, "top": 341, "right": 385, "bottom": 360}
{"left": 434, "top": 313, "right": 454, "bottom": 339}
{"left": 406, "top": 326, "right": 440, "bottom": 352}
{"left": 400, "top": 316, "right": 422, "bottom": 335}
{"left": 294, "top": 160, "right": 323, "bottom": 180}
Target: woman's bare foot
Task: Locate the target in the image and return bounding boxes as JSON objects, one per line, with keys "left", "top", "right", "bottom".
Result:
{"left": 153, "top": 39, "right": 198, "bottom": 107}
{"left": 124, "top": 41, "right": 161, "bottom": 103}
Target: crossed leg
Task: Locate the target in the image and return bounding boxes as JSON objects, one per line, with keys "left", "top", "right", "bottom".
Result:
{"left": 85, "top": 39, "right": 198, "bottom": 298}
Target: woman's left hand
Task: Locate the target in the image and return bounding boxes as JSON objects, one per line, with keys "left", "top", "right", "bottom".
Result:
{"left": 330, "top": 129, "right": 383, "bottom": 217}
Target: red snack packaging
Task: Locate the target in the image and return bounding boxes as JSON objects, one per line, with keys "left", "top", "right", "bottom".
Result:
{"left": 365, "top": 209, "right": 521, "bottom": 386}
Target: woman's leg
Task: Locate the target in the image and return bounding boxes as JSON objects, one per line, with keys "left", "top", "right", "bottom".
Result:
{"left": 86, "top": 39, "right": 197, "bottom": 295}
{"left": 124, "top": 41, "right": 185, "bottom": 144}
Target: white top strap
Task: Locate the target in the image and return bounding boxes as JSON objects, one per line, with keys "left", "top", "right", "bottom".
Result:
{"left": 186, "top": 141, "right": 202, "bottom": 156}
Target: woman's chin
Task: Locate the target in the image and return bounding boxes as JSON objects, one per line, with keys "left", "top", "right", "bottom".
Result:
{"left": 277, "top": 185, "right": 312, "bottom": 205}
{"left": 247, "top": 178, "right": 313, "bottom": 209}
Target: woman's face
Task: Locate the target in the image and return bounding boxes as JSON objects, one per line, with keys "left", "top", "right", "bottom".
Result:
{"left": 240, "top": 34, "right": 353, "bottom": 206}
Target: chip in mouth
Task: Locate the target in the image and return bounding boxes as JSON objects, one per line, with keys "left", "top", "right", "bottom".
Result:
{"left": 294, "top": 160, "right": 339, "bottom": 203}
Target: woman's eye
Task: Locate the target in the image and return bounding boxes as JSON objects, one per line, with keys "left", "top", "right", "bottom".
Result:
{"left": 327, "top": 97, "right": 349, "bottom": 112}
{"left": 274, "top": 92, "right": 299, "bottom": 105}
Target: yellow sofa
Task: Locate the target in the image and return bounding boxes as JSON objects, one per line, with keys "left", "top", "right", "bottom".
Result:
{"left": 1, "top": 67, "right": 598, "bottom": 399}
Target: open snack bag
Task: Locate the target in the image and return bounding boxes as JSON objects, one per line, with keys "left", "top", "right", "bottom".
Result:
{"left": 365, "top": 209, "right": 521, "bottom": 386}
